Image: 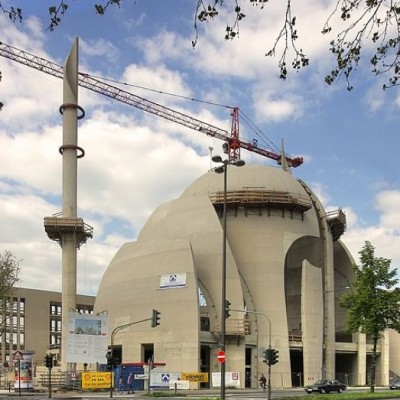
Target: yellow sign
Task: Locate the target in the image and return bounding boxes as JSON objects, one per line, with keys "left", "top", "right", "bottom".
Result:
{"left": 181, "top": 372, "right": 208, "bottom": 382}
{"left": 81, "top": 372, "right": 112, "bottom": 389}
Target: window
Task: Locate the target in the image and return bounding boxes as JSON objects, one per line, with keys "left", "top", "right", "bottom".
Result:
{"left": 50, "top": 302, "right": 62, "bottom": 315}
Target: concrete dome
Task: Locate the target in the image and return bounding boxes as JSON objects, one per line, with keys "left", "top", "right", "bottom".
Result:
{"left": 95, "top": 163, "right": 363, "bottom": 390}
{"left": 180, "top": 164, "right": 307, "bottom": 199}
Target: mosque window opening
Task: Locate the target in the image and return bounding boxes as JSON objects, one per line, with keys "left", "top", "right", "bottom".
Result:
{"left": 142, "top": 343, "right": 154, "bottom": 363}
{"left": 198, "top": 288, "right": 207, "bottom": 306}
{"left": 201, "top": 314, "right": 210, "bottom": 331}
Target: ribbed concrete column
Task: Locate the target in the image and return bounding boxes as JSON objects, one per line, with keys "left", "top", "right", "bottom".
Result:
{"left": 324, "top": 234, "right": 335, "bottom": 379}
{"left": 356, "top": 332, "right": 367, "bottom": 385}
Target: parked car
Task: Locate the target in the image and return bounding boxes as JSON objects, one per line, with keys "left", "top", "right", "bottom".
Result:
{"left": 390, "top": 380, "right": 400, "bottom": 390}
{"left": 305, "top": 379, "right": 347, "bottom": 394}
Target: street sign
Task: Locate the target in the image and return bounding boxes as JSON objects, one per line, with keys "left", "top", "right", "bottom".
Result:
{"left": 217, "top": 350, "right": 226, "bottom": 363}
{"left": 12, "top": 351, "right": 24, "bottom": 361}
{"left": 134, "top": 374, "right": 148, "bottom": 380}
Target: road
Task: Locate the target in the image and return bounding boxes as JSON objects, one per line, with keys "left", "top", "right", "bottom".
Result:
{"left": 1, "top": 387, "right": 400, "bottom": 400}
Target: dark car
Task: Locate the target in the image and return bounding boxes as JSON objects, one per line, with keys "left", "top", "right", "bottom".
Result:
{"left": 305, "top": 379, "right": 347, "bottom": 394}
{"left": 390, "top": 380, "right": 400, "bottom": 390}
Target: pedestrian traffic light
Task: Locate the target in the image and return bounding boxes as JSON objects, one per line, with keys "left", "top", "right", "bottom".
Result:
{"left": 151, "top": 309, "right": 161, "bottom": 327}
{"left": 44, "top": 354, "right": 53, "bottom": 369}
{"left": 271, "top": 349, "right": 279, "bottom": 365}
{"left": 224, "top": 299, "right": 231, "bottom": 319}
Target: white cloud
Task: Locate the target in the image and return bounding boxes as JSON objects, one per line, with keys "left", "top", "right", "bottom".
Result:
{"left": 121, "top": 63, "right": 192, "bottom": 103}
{"left": 79, "top": 37, "right": 120, "bottom": 63}
{"left": 1, "top": 2, "right": 400, "bottom": 297}
{"left": 341, "top": 190, "right": 400, "bottom": 272}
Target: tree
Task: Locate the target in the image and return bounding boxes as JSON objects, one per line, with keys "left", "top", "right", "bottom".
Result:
{"left": 1, "top": 0, "right": 399, "bottom": 91}
{"left": 0, "top": 250, "right": 21, "bottom": 298}
{"left": 339, "top": 241, "right": 400, "bottom": 392}
{"left": 0, "top": 250, "right": 21, "bottom": 334}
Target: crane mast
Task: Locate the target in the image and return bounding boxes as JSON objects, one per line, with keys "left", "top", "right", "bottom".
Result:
{"left": 0, "top": 41, "right": 303, "bottom": 167}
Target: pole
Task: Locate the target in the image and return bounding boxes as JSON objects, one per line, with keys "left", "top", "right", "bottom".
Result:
{"left": 18, "top": 360, "right": 21, "bottom": 397}
{"left": 147, "top": 355, "right": 154, "bottom": 394}
{"left": 109, "top": 317, "right": 152, "bottom": 398}
{"left": 220, "top": 160, "right": 228, "bottom": 400}
{"left": 48, "top": 364, "right": 52, "bottom": 398}
{"left": 211, "top": 155, "right": 245, "bottom": 399}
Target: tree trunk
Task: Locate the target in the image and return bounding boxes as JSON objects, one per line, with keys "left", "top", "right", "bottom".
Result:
{"left": 370, "top": 337, "right": 378, "bottom": 393}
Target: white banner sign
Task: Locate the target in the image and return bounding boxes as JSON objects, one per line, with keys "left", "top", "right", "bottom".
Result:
{"left": 160, "top": 273, "right": 187, "bottom": 289}
{"left": 169, "top": 380, "right": 190, "bottom": 389}
{"left": 211, "top": 371, "right": 241, "bottom": 388}
{"left": 66, "top": 313, "right": 109, "bottom": 364}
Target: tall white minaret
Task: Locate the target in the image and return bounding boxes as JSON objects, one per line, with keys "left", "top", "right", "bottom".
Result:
{"left": 44, "top": 37, "right": 93, "bottom": 371}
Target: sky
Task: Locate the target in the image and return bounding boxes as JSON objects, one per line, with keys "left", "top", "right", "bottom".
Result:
{"left": 0, "top": 0, "right": 399, "bottom": 296}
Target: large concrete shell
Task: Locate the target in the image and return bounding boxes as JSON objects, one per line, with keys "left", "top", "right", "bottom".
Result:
{"left": 95, "top": 164, "right": 390, "bottom": 388}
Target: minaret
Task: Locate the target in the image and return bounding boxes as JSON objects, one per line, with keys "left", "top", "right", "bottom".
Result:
{"left": 280, "top": 138, "right": 290, "bottom": 173}
{"left": 44, "top": 38, "right": 93, "bottom": 371}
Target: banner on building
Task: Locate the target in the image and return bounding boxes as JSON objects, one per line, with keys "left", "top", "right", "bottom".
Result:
{"left": 181, "top": 372, "right": 208, "bottom": 382}
{"left": 159, "top": 273, "right": 187, "bottom": 289}
{"left": 66, "top": 313, "right": 109, "bottom": 364}
{"left": 150, "top": 371, "right": 181, "bottom": 388}
{"left": 81, "top": 372, "right": 112, "bottom": 389}
{"left": 211, "top": 371, "right": 240, "bottom": 388}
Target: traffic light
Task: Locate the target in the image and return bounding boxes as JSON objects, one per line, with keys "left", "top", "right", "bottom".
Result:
{"left": 151, "top": 309, "right": 161, "bottom": 327}
{"left": 113, "top": 356, "right": 121, "bottom": 366}
{"left": 106, "top": 350, "right": 112, "bottom": 370}
{"left": 271, "top": 349, "right": 279, "bottom": 365}
{"left": 262, "top": 348, "right": 272, "bottom": 364}
{"left": 44, "top": 354, "right": 53, "bottom": 369}
{"left": 224, "top": 299, "right": 231, "bottom": 319}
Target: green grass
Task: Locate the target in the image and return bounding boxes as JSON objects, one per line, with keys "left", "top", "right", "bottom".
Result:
{"left": 143, "top": 390, "right": 400, "bottom": 400}
{"left": 280, "top": 391, "right": 400, "bottom": 400}
{"left": 144, "top": 391, "right": 187, "bottom": 397}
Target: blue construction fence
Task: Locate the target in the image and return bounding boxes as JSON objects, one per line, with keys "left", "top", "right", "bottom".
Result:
{"left": 114, "top": 364, "right": 145, "bottom": 392}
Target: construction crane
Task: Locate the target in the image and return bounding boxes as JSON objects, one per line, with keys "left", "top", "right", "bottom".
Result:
{"left": 0, "top": 41, "right": 303, "bottom": 167}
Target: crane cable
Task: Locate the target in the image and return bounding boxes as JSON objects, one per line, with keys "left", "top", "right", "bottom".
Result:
{"left": 88, "top": 73, "right": 280, "bottom": 153}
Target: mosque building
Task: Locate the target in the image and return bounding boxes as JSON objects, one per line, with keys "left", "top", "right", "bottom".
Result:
{"left": 94, "top": 163, "right": 393, "bottom": 388}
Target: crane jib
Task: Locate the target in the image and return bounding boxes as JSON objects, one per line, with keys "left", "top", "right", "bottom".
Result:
{"left": 0, "top": 41, "right": 302, "bottom": 167}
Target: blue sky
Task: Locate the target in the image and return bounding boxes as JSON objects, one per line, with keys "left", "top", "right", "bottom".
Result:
{"left": 1, "top": 0, "right": 399, "bottom": 295}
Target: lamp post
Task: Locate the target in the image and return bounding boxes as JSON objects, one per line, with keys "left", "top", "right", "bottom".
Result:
{"left": 212, "top": 154, "right": 245, "bottom": 400}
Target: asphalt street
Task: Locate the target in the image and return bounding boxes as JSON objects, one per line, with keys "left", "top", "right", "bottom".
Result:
{"left": 1, "top": 387, "right": 400, "bottom": 400}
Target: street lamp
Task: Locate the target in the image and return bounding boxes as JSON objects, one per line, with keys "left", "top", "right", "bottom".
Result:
{"left": 212, "top": 154, "right": 245, "bottom": 400}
